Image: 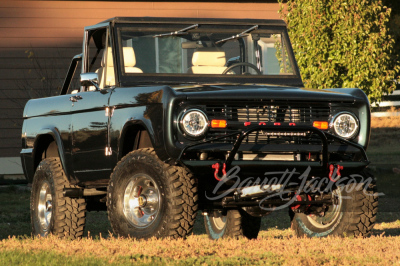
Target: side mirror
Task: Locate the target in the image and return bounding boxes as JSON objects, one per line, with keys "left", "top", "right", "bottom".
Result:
{"left": 80, "top": 72, "right": 100, "bottom": 90}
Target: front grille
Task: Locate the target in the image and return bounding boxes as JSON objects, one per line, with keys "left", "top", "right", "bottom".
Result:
{"left": 206, "top": 104, "right": 330, "bottom": 123}
{"left": 205, "top": 103, "right": 330, "bottom": 144}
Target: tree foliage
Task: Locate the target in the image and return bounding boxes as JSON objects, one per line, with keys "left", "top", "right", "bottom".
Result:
{"left": 278, "top": 0, "right": 399, "bottom": 103}
{"left": 384, "top": 0, "right": 400, "bottom": 54}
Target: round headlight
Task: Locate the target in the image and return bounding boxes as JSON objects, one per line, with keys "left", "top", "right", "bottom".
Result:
{"left": 180, "top": 109, "right": 208, "bottom": 138}
{"left": 331, "top": 112, "right": 359, "bottom": 139}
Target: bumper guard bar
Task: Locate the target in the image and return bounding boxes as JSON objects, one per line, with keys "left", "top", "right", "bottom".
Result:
{"left": 177, "top": 125, "right": 369, "bottom": 174}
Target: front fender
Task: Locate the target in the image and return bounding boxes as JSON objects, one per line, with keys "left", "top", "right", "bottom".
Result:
{"left": 110, "top": 86, "right": 183, "bottom": 162}
{"left": 33, "top": 127, "right": 70, "bottom": 180}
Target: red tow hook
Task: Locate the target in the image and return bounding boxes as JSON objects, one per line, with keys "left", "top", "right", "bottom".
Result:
{"left": 329, "top": 164, "right": 343, "bottom": 182}
{"left": 212, "top": 162, "right": 226, "bottom": 181}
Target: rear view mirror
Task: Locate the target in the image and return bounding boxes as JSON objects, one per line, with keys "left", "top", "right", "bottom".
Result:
{"left": 181, "top": 42, "right": 203, "bottom": 49}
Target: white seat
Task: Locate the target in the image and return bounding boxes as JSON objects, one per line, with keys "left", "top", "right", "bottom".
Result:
{"left": 123, "top": 47, "right": 143, "bottom": 73}
{"left": 96, "top": 48, "right": 115, "bottom": 89}
{"left": 96, "top": 47, "right": 142, "bottom": 89}
{"left": 187, "top": 48, "right": 227, "bottom": 74}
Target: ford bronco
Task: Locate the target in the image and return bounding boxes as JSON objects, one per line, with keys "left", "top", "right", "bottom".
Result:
{"left": 21, "top": 17, "right": 378, "bottom": 239}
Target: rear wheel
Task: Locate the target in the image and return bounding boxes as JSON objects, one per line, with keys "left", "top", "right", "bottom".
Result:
{"left": 30, "top": 158, "right": 86, "bottom": 238}
{"left": 290, "top": 174, "right": 378, "bottom": 237}
{"left": 204, "top": 209, "right": 261, "bottom": 239}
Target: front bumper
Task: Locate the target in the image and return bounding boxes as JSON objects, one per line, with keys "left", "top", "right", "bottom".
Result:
{"left": 177, "top": 125, "right": 369, "bottom": 177}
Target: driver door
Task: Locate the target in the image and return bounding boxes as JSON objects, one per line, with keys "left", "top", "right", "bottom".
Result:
{"left": 70, "top": 90, "right": 112, "bottom": 183}
{"left": 70, "top": 25, "right": 115, "bottom": 184}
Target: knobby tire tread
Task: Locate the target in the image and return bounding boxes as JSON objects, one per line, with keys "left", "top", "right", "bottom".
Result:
{"left": 291, "top": 169, "right": 378, "bottom": 238}
{"left": 32, "top": 157, "right": 86, "bottom": 239}
{"left": 107, "top": 148, "right": 198, "bottom": 239}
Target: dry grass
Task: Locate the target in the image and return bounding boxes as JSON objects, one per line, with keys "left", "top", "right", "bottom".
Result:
{"left": 371, "top": 107, "right": 400, "bottom": 128}
{"left": 1, "top": 205, "right": 399, "bottom": 265}
{"left": 367, "top": 108, "right": 400, "bottom": 166}
{"left": 1, "top": 225, "right": 400, "bottom": 265}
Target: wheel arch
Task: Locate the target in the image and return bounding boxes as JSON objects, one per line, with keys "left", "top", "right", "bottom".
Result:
{"left": 118, "top": 121, "right": 155, "bottom": 160}
{"left": 32, "top": 128, "right": 68, "bottom": 182}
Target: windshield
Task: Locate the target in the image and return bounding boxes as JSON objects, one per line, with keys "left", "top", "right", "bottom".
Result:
{"left": 115, "top": 23, "right": 298, "bottom": 84}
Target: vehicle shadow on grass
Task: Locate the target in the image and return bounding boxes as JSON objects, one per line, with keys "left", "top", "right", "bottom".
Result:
{"left": 372, "top": 211, "right": 400, "bottom": 237}
{"left": 373, "top": 228, "right": 400, "bottom": 237}
{"left": 83, "top": 209, "right": 293, "bottom": 239}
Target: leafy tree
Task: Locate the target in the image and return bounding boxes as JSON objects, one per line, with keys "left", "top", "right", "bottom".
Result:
{"left": 384, "top": 0, "right": 400, "bottom": 54}
{"left": 278, "top": 0, "right": 399, "bottom": 103}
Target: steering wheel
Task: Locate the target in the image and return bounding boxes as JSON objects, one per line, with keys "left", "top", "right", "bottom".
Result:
{"left": 222, "top": 62, "right": 262, "bottom": 75}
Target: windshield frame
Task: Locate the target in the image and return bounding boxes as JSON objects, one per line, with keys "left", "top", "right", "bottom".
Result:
{"left": 112, "top": 19, "right": 303, "bottom": 87}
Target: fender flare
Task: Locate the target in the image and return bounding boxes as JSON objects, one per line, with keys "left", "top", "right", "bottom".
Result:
{"left": 33, "top": 127, "right": 69, "bottom": 179}
{"left": 118, "top": 120, "right": 158, "bottom": 160}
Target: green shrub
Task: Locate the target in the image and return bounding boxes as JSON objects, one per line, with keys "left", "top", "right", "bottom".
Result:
{"left": 278, "top": 0, "right": 399, "bottom": 103}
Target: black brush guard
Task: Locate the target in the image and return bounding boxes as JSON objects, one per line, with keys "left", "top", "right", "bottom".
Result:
{"left": 177, "top": 125, "right": 369, "bottom": 209}
{"left": 177, "top": 125, "right": 369, "bottom": 176}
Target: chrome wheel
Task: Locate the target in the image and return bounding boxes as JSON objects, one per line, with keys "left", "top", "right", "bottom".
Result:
{"left": 38, "top": 181, "right": 52, "bottom": 232}
{"left": 307, "top": 188, "right": 343, "bottom": 228}
{"left": 123, "top": 174, "right": 161, "bottom": 228}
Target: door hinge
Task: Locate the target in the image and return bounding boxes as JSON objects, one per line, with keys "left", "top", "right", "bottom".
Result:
{"left": 105, "top": 107, "right": 115, "bottom": 117}
{"left": 105, "top": 147, "right": 112, "bottom": 156}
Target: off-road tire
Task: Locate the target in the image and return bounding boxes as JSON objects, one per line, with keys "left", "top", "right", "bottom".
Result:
{"left": 107, "top": 148, "right": 198, "bottom": 239}
{"left": 31, "top": 157, "right": 86, "bottom": 238}
{"left": 290, "top": 172, "right": 378, "bottom": 238}
{"left": 204, "top": 209, "right": 261, "bottom": 240}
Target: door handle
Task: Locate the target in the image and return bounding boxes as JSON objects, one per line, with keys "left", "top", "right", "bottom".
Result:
{"left": 69, "top": 95, "right": 83, "bottom": 102}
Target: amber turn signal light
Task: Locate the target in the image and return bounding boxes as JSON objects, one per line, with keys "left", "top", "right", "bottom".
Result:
{"left": 313, "top": 121, "right": 329, "bottom": 130}
{"left": 211, "top": 119, "right": 227, "bottom": 128}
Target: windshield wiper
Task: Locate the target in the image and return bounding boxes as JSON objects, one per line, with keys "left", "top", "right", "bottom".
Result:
{"left": 215, "top": 25, "right": 258, "bottom": 44}
{"left": 153, "top": 24, "right": 199, "bottom": 38}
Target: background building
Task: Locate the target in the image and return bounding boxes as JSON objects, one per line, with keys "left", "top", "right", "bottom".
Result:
{"left": 0, "top": 0, "right": 280, "bottom": 177}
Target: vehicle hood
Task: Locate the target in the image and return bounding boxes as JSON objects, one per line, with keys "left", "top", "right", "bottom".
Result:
{"left": 172, "top": 84, "right": 357, "bottom": 103}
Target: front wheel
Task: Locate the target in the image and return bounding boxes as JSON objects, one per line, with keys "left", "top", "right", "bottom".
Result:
{"left": 290, "top": 176, "right": 378, "bottom": 237}
{"left": 204, "top": 209, "right": 261, "bottom": 239}
{"left": 107, "top": 148, "right": 198, "bottom": 239}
